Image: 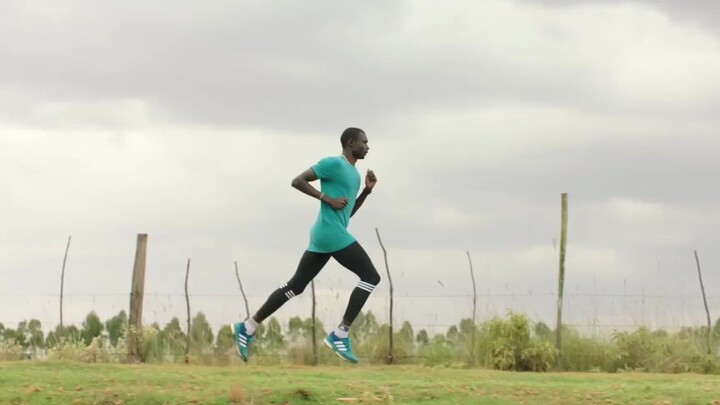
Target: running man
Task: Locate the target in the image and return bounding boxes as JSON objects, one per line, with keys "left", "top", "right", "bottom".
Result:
{"left": 232, "top": 127, "right": 381, "bottom": 364}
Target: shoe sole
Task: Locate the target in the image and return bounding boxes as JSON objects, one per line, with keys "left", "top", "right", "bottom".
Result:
{"left": 324, "top": 338, "right": 357, "bottom": 364}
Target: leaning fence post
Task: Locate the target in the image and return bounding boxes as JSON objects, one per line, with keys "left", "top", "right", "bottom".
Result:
{"left": 311, "top": 280, "right": 318, "bottom": 366}
{"left": 234, "top": 261, "right": 251, "bottom": 320}
{"left": 694, "top": 250, "right": 713, "bottom": 355}
{"left": 467, "top": 251, "right": 477, "bottom": 365}
{"left": 185, "top": 258, "right": 192, "bottom": 363}
{"left": 60, "top": 235, "right": 71, "bottom": 331}
{"left": 375, "top": 227, "right": 394, "bottom": 365}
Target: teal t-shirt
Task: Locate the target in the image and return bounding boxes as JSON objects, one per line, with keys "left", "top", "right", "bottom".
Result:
{"left": 307, "top": 155, "right": 362, "bottom": 253}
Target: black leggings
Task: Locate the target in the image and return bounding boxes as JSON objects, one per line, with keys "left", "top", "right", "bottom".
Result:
{"left": 253, "top": 241, "right": 381, "bottom": 325}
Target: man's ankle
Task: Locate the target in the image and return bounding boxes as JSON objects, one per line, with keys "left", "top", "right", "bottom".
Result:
{"left": 245, "top": 317, "right": 259, "bottom": 335}
{"left": 334, "top": 322, "right": 350, "bottom": 338}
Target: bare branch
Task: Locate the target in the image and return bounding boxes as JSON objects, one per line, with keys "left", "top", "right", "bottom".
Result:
{"left": 375, "top": 227, "right": 394, "bottom": 365}
{"left": 311, "top": 280, "right": 318, "bottom": 366}
{"left": 694, "top": 250, "right": 713, "bottom": 355}
{"left": 185, "top": 258, "right": 191, "bottom": 363}
{"left": 60, "top": 235, "right": 71, "bottom": 330}
{"left": 467, "top": 250, "right": 477, "bottom": 365}
{"left": 234, "top": 261, "right": 251, "bottom": 319}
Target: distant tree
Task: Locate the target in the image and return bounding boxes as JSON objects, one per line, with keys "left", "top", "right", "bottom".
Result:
{"left": 534, "top": 322, "right": 552, "bottom": 340}
{"left": 263, "top": 317, "right": 284, "bottom": 351}
{"left": 416, "top": 329, "right": 429, "bottom": 346}
{"left": 44, "top": 331, "right": 57, "bottom": 347}
{"left": 190, "top": 312, "right": 214, "bottom": 354}
{"left": 287, "top": 316, "right": 305, "bottom": 344}
{"left": 249, "top": 323, "right": 266, "bottom": 356}
{"left": 363, "top": 312, "right": 379, "bottom": 336}
{"left": 350, "top": 311, "right": 379, "bottom": 346}
{"left": 459, "top": 319, "right": 476, "bottom": 340}
{"left": 27, "top": 319, "right": 44, "bottom": 352}
{"left": 161, "top": 317, "right": 186, "bottom": 358}
{"left": 283, "top": 316, "right": 325, "bottom": 351}
{"left": 215, "top": 325, "right": 234, "bottom": 354}
{"left": 46, "top": 324, "right": 82, "bottom": 347}
{"left": 15, "top": 321, "right": 29, "bottom": 348}
{"left": 66, "top": 325, "right": 81, "bottom": 340}
{"left": 3, "top": 328, "right": 20, "bottom": 345}
{"left": 141, "top": 322, "right": 162, "bottom": 362}
{"left": 81, "top": 311, "right": 104, "bottom": 345}
{"left": 58, "top": 325, "right": 81, "bottom": 343}
{"left": 302, "top": 316, "right": 325, "bottom": 341}
{"left": 105, "top": 310, "right": 128, "bottom": 346}
{"left": 446, "top": 325, "right": 459, "bottom": 343}
{"left": 397, "top": 321, "right": 414, "bottom": 348}
{"left": 432, "top": 333, "right": 448, "bottom": 345}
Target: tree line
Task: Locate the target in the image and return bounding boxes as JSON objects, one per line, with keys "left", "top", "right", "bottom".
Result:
{"left": 1, "top": 310, "right": 719, "bottom": 374}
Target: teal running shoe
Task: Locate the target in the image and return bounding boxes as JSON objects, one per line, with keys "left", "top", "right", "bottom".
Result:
{"left": 232, "top": 322, "right": 253, "bottom": 362}
{"left": 324, "top": 332, "right": 358, "bottom": 364}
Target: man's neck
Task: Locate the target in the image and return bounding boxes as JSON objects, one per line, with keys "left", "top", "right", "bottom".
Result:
{"left": 341, "top": 151, "right": 357, "bottom": 166}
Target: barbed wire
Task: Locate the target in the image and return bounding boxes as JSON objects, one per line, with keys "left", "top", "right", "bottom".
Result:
{"left": 4, "top": 292, "right": 718, "bottom": 299}
{"left": 3, "top": 290, "right": 717, "bottom": 338}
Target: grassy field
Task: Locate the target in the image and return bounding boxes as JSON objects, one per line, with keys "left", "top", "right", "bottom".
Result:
{"left": 1, "top": 361, "right": 719, "bottom": 405}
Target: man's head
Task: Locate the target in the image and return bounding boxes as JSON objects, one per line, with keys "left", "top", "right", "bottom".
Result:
{"left": 340, "top": 127, "right": 369, "bottom": 159}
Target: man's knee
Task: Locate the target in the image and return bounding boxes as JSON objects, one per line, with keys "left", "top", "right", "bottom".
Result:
{"left": 356, "top": 270, "right": 380, "bottom": 295}
{"left": 282, "top": 282, "right": 308, "bottom": 299}
{"left": 292, "top": 284, "right": 307, "bottom": 296}
{"left": 363, "top": 269, "right": 381, "bottom": 286}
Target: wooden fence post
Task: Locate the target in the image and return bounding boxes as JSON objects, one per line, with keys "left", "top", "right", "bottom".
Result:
{"left": 127, "top": 233, "right": 148, "bottom": 363}
{"left": 555, "top": 193, "right": 568, "bottom": 369}
{"left": 185, "top": 258, "right": 191, "bottom": 363}
{"left": 694, "top": 250, "right": 713, "bottom": 355}
{"left": 234, "top": 261, "right": 251, "bottom": 320}
{"left": 467, "top": 251, "right": 477, "bottom": 365}
{"left": 311, "top": 280, "right": 318, "bottom": 366}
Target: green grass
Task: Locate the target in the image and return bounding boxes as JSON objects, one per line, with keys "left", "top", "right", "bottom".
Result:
{"left": 1, "top": 361, "right": 719, "bottom": 405}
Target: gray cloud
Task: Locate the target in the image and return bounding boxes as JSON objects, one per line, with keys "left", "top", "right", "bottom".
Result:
{"left": 3, "top": 0, "right": 718, "bottom": 135}
{"left": 519, "top": 0, "right": 720, "bottom": 30}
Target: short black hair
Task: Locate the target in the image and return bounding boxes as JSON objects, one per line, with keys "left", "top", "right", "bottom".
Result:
{"left": 340, "top": 127, "right": 365, "bottom": 148}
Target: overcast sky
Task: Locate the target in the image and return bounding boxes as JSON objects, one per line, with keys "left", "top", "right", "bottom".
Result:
{"left": 2, "top": 0, "right": 719, "bottom": 337}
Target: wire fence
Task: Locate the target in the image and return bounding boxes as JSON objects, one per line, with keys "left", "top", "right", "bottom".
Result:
{"left": 3, "top": 289, "right": 718, "bottom": 340}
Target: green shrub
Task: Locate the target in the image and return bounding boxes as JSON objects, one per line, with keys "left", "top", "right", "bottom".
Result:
{"left": 46, "top": 334, "right": 117, "bottom": 363}
{"left": 486, "top": 312, "right": 557, "bottom": 371}
{"left": 417, "top": 335, "right": 457, "bottom": 367}
{"left": 0, "top": 340, "right": 23, "bottom": 361}
{"left": 607, "top": 327, "right": 719, "bottom": 374}
{"left": 554, "top": 328, "right": 619, "bottom": 372}
{"left": 3, "top": 310, "right": 719, "bottom": 373}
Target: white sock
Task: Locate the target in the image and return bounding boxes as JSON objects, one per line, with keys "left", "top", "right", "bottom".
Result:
{"left": 245, "top": 317, "right": 259, "bottom": 335}
{"left": 334, "top": 323, "right": 350, "bottom": 338}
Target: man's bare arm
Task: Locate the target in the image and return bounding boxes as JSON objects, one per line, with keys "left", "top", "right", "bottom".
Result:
{"left": 350, "top": 169, "right": 376, "bottom": 217}
{"left": 291, "top": 168, "right": 322, "bottom": 199}
{"left": 350, "top": 188, "right": 372, "bottom": 218}
{"left": 291, "top": 168, "right": 347, "bottom": 210}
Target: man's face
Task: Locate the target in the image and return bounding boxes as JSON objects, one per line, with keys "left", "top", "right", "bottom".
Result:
{"left": 349, "top": 132, "right": 369, "bottom": 159}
